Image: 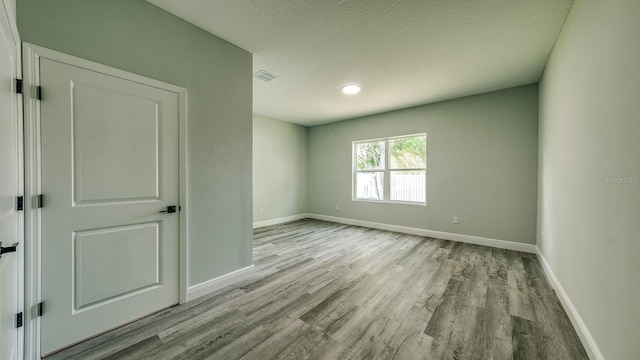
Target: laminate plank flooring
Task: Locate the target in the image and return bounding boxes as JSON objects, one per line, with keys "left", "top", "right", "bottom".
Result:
{"left": 46, "top": 219, "right": 589, "bottom": 360}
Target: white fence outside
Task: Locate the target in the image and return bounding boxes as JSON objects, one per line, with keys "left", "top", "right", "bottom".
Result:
{"left": 356, "top": 172, "right": 425, "bottom": 202}
{"left": 390, "top": 172, "right": 425, "bottom": 202}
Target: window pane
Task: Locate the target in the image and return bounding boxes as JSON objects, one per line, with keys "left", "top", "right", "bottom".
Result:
{"left": 390, "top": 170, "right": 425, "bottom": 202}
{"left": 356, "top": 172, "right": 384, "bottom": 200}
{"left": 390, "top": 135, "right": 426, "bottom": 169}
{"left": 356, "top": 141, "right": 385, "bottom": 170}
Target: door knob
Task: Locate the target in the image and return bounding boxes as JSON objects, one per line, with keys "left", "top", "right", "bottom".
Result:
{"left": 0, "top": 242, "right": 18, "bottom": 259}
{"left": 159, "top": 205, "right": 177, "bottom": 214}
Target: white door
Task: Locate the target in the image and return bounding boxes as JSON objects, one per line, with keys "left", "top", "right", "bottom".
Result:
{"left": 39, "top": 57, "right": 180, "bottom": 355}
{"left": 0, "top": 1, "right": 21, "bottom": 360}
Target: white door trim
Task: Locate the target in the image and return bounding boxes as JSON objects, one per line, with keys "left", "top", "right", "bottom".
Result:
{"left": 1, "top": 0, "right": 23, "bottom": 359}
{"left": 22, "top": 42, "right": 188, "bottom": 359}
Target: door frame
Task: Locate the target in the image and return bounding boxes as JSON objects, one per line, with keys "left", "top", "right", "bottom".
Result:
{"left": 22, "top": 43, "right": 188, "bottom": 358}
{"left": 1, "top": 0, "right": 23, "bottom": 359}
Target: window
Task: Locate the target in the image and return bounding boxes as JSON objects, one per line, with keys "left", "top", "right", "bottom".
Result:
{"left": 353, "top": 134, "right": 426, "bottom": 204}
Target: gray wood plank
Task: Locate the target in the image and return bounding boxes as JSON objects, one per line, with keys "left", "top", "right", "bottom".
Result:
{"left": 512, "top": 315, "right": 546, "bottom": 360}
{"left": 100, "top": 335, "right": 163, "bottom": 360}
{"left": 239, "top": 318, "right": 309, "bottom": 360}
{"left": 523, "top": 257, "right": 589, "bottom": 360}
{"left": 204, "top": 325, "right": 272, "bottom": 360}
{"left": 480, "top": 276, "right": 513, "bottom": 359}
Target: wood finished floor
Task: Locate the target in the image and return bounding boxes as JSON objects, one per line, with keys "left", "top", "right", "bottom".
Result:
{"left": 47, "top": 219, "right": 589, "bottom": 360}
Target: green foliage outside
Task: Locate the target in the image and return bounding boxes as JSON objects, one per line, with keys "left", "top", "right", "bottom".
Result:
{"left": 356, "top": 135, "right": 426, "bottom": 171}
{"left": 356, "top": 141, "right": 385, "bottom": 170}
{"left": 390, "top": 135, "right": 426, "bottom": 169}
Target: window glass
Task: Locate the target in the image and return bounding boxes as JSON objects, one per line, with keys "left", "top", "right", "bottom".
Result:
{"left": 353, "top": 134, "right": 426, "bottom": 204}
{"left": 355, "top": 172, "right": 384, "bottom": 200}
{"left": 355, "top": 141, "right": 385, "bottom": 170}
{"left": 390, "top": 170, "right": 425, "bottom": 202}
{"left": 390, "top": 136, "right": 426, "bottom": 169}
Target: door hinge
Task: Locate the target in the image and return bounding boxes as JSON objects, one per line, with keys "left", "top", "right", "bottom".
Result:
{"left": 37, "top": 302, "right": 44, "bottom": 317}
{"left": 16, "top": 196, "right": 24, "bottom": 211}
{"left": 36, "top": 194, "right": 44, "bottom": 208}
{"left": 36, "top": 86, "right": 43, "bottom": 100}
{"left": 15, "top": 79, "right": 23, "bottom": 94}
{"left": 16, "top": 312, "right": 23, "bottom": 328}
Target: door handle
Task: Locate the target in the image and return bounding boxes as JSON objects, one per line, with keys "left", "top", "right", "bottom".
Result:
{"left": 159, "top": 205, "right": 177, "bottom": 214}
{"left": 0, "top": 242, "right": 18, "bottom": 259}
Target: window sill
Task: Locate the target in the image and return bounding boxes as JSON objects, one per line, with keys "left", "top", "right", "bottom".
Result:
{"left": 351, "top": 199, "right": 427, "bottom": 207}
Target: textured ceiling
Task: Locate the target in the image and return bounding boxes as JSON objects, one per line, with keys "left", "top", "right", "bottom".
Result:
{"left": 147, "top": 0, "right": 574, "bottom": 126}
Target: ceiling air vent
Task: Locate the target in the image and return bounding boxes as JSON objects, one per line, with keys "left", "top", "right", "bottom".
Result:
{"left": 254, "top": 70, "right": 278, "bottom": 82}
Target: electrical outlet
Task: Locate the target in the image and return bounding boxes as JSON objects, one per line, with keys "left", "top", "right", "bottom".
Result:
{"left": 542, "top": 231, "right": 546, "bottom": 243}
{"left": 335, "top": 205, "right": 340, "bottom": 211}
{"left": 259, "top": 208, "right": 264, "bottom": 214}
{"left": 453, "top": 216, "right": 459, "bottom": 224}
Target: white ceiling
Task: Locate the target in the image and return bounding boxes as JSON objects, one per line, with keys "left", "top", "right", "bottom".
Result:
{"left": 147, "top": 0, "right": 574, "bottom": 126}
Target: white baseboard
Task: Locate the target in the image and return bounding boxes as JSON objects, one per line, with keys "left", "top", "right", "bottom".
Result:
{"left": 307, "top": 213, "right": 536, "bottom": 253}
{"left": 186, "top": 265, "right": 255, "bottom": 302}
{"left": 536, "top": 249, "right": 603, "bottom": 360}
{"left": 253, "top": 213, "right": 311, "bottom": 229}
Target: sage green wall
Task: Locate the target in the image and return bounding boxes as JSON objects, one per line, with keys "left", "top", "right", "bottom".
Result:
{"left": 309, "top": 85, "right": 538, "bottom": 244}
{"left": 18, "top": 0, "right": 253, "bottom": 287}
{"left": 253, "top": 115, "right": 308, "bottom": 223}
{"left": 538, "top": 1, "right": 640, "bottom": 358}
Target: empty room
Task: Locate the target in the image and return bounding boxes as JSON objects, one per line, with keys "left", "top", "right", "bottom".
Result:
{"left": 1, "top": 0, "right": 638, "bottom": 359}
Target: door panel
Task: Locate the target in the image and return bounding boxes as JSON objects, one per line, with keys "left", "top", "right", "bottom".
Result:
{"left": 72, "top": 83, "right": 161, "bottom": 203}
{"left": 0, "top": 1, "right": 20, "bottom": 359}
{"left": 40, "top": 58, "right": 180, "bottom": 355}
{"left": 73, "top": 222, "right": 161, "bottom": 310}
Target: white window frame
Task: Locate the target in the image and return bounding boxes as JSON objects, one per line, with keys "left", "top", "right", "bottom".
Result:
{"left": 352, "top": 133, "right": 426, "bottom": 205}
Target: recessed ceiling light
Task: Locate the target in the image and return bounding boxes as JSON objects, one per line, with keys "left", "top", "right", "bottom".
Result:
{"left": 342, "top": 84, "right": 361, "bottom": 95}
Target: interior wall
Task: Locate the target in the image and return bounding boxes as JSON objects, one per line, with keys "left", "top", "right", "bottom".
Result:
{"left": 538, "top": 0, "right": 640, "bottom": 358}
{"left": 17, "top": 0, "right": 253, "bottom": 287}
{"left": 309, "top": 85, "right": 538, "bottom": 244}
{"left": 253, "top": 114, "right": 308, "bottom": 224}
